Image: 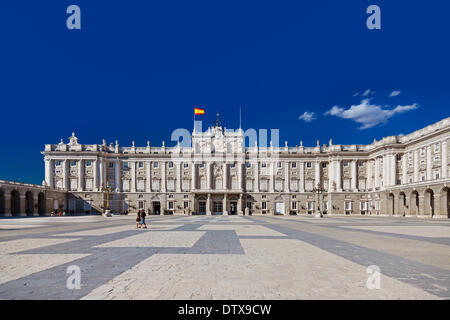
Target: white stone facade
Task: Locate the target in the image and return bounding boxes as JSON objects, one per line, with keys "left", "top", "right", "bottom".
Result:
{"left": 39, "top": 117, "right": 450, "bottom": 217}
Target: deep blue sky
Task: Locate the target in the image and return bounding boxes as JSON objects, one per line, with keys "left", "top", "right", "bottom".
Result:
{"left": 0, "top": 1, "right": 449, "bottom": 184}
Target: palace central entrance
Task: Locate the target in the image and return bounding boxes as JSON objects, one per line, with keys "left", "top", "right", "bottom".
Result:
{"left": 152, "top": 201, "right": 161, "bottom": 215}
{"left": 213, "top": 201, "right": 223, "bottom": 215}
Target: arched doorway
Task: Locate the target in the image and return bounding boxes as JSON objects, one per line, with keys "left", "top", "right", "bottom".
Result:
{"left": 440, "top": 187, "right": 450, "bottom": 218}
{"left": 197, "top": 197, "right": 207, "bottom": 215}
{"left": 424, "top": 189, "right": 434, "bottom": 217}
{"left": 0, "top": 189, "right": 4, "bottom": 214}
{"left": 25, "top": 191, "right": 34, "bottom": 216}
{"left": 388, "top": 193, "right": 395, "bottom": 215}
{"left": 274, "top": 196, "right": 285, "bottom": 215}
{"left": 10, "top": 190, "right": 20, "bottom": 216}
{"left": 38, "top": 192, "right": 46, "bottom": 216}
{"left": 399, "top": 192, "right": 406, "bottom": 216}
{"left": 410, "top": 191, "right": 419, "bottom": 216}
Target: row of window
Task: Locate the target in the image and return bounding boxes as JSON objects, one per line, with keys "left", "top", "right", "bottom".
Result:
{"left": 408, "top": 142, "right": 442, "bottom": 160}
{"left": 54, "top": 159, "right": 373, "bottom": 171}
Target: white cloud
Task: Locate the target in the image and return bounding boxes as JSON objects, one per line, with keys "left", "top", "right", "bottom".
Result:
{"left": 352, "top": 92, "right": 360, "bottom": 97}
{"left": 389, "top": 90, "right": 401, "bottom": 97}
{"left": 298, "top": 111, "right": 317, "bottom": 122}
{"left": 362, "top": 89, "right": 372, "bottom": 96}
{"left": 324, "top": 99, "right": 419, "bottom": 130}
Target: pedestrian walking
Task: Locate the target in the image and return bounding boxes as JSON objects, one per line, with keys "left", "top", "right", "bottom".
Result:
{"left": 136, "top": 210, "right": 141, "bottom": 229}
{"left": 140, "top": 210, "right": 147, "bottom": 229}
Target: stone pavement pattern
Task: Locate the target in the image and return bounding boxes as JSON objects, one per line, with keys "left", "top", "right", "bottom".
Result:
{"left": 0, "top": 214, "right": 449, "bottom": 299}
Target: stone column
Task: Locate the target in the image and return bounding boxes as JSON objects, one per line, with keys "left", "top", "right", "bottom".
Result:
{"left": 374, "top": 158, "right": 379, "bottom": 189}
{"left": 336, "top": 160, "right": 342, "bottom": 191}
{"left": 442, "top": 140, "right": 448, "bottom": 178}
{"left": 328, "top": 160, "right": 334, "bottom": 191}
{"left": 414, "top": 150, "right": 419, "bottom": 182}
{"left": 300, "top": 161, "right": 305, "bottom": 192}
{"left": 206, "top": 162, "right": 211, "bottom": 190}
{"left": 367, "top": 159, "right": 373, "bottom": 191}
{"left": 222, "top": 162, "right": 227, "bottom": 190}
{"left": 206, "top": 193, "right": 211, "bottom": 215}
{"left": 161, "top": 162, "right": 166, "bottom": 192}
{"left": 191, "top": 162, "right": 196, "bottom": 190}
{"left": 99, "top": 158, "right": 105, "bottom": 188}
{"left": 254, "top": 161, "right": 259, "bottom": 192}
{"left": 238, "top": 162, "right": 243, "bottom": 191}
{"left": 63, "top": 160, "right": 69, "bottom": 190}
{"left": 116, "top": 159, "right": 122, "bottom": 192}
{"left": 131, "top": 161, "right": 136, "bottom": 192}
{"left": 238, "top": 193, "right": 243, "bottom": 215}
{"left": 391, "top": 154, "right": 397, "bottom": 186}
{"left": 93, "top": 159, "right": 99, "bottom": 191}
{"left": 177, "top": 162, "right": 182, "bottom": 192}
{"left": 223, "top": 194, "right": 228, "bottom": 215}
{"left": 77, "top": 160, "right": 84, "bottom": 191}
{"left": 45, "top": 158, "right": 54, "bottom": 188}
{"left": 269, "top": 162, "right": 274, "bottom": 192}
{"left": 402, "top": 154, "right": 407, "bottom": 184}
{"left": 350, "top": 160, "right": 357, "bottom": 191}
{"left": 385, "top": 155, "right": 390, "bottom": 186}
{"left": 426, "top": 145, "right": 432, "bottom": 181}
{"left": 285, "top": 161, "right": 290, "bottom": 192}
{"left": 145, "top": 161, "right": 151, "bottom": 192}
{"left": 314, "top": 161, "right": 320, "bottom": 189}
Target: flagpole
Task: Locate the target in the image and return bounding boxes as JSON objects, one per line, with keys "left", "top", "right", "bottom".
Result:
{"left": 239, "top": 107, "right": 242, "bottom": 131}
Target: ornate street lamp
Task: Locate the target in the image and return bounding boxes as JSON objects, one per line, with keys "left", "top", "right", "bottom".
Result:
{"left": 101, "top": 182, "right": 113, "bottom": 217}
{"left": 312, "top": 182, "right": 325, "bottom": 218}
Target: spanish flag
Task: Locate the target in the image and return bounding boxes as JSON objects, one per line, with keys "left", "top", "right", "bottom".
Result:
{"left": 194, "top": 107, "right": 205, "bottom": 115}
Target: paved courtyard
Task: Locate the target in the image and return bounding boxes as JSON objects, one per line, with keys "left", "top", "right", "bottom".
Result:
{"left": 0, "top": 214, "right": 449, "bottom": 299}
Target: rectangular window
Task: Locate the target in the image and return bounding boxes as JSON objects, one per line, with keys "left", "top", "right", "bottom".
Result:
{"left": 421, "top": 148, "right": 425, "bottom": 156}
{"left": 55, "top": 160, "right": 61, "bottom": 167}
{"left": 260, "top": 180, "right": 268, "bottom": 192}
{"left": 277, "top": 162, "right": 282, "bottom": 168}
{"left": 109, "top": 162, "right": 114, "bottom": 168}
{"left": 291, "top": 162, "right": 297, "bottom": 168}
{"left": 345, "top": 201, "right": 352, "bottom": 211}
{"left": 123, "top": 162, "right": 129, "bottom": 169}
{"left": 306, "top": 162, "right": 312, "bottom": 168}
{"left": 343, "top": 161, "right": 349, "bottom": 167}
{"left": 291, "top": 201, "right": 297, "bottom": 210}
{"left": 262, "top": 202, "right": 267, "bottom": 210}
{"left": 138, "top": 201, "right": 144, "bottom": 210}
{"left": 435, "top": 143, "right": 440, "bottom": 152}
{"left": 168, "top": 162, "right": 174, "bottom": 168}
{"left": 261, "top": 162, "right": 267, "bottom": 168}
{"left": 183, "top": 201, "right": 190, "bottom": 209}
{"left": 168, "top": 201, "right": 174, "bottom": 210}
{"left": 321, "top": 162, "right": 327, "bottom": 168}
{"left": 246, "top": 162, "right": 251, "bottom": 168}
{"left": 71, "top": 160, "right": 77, "bottom": 167}
{"left": 199, "top": 162, "right": 204, "bottom": 168}
{"left": 137, "top": 179, "right": 145, "bottom": 192}
{"left": 230, "top": 162, "right": 236, "bottom": 168}
{"left": 153, "top": 162, "right": 159, "bottom": 168}
{"left": 183, "top": 162, "right": 189, "bottom": 168}
{"left": 138, "top": 162, "right": 144, "bottom": 168}
{"left": 85, "top": 160, "right": 92, "bottom": 167}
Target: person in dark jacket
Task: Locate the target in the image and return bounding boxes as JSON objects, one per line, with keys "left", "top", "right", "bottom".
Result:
{"left": 140, "top": 210, "right": 147, "bottom": 229}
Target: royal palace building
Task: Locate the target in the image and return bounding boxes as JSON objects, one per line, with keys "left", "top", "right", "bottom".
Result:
{"left": 28, "top": 116, "right": 449, "bottom": 218}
